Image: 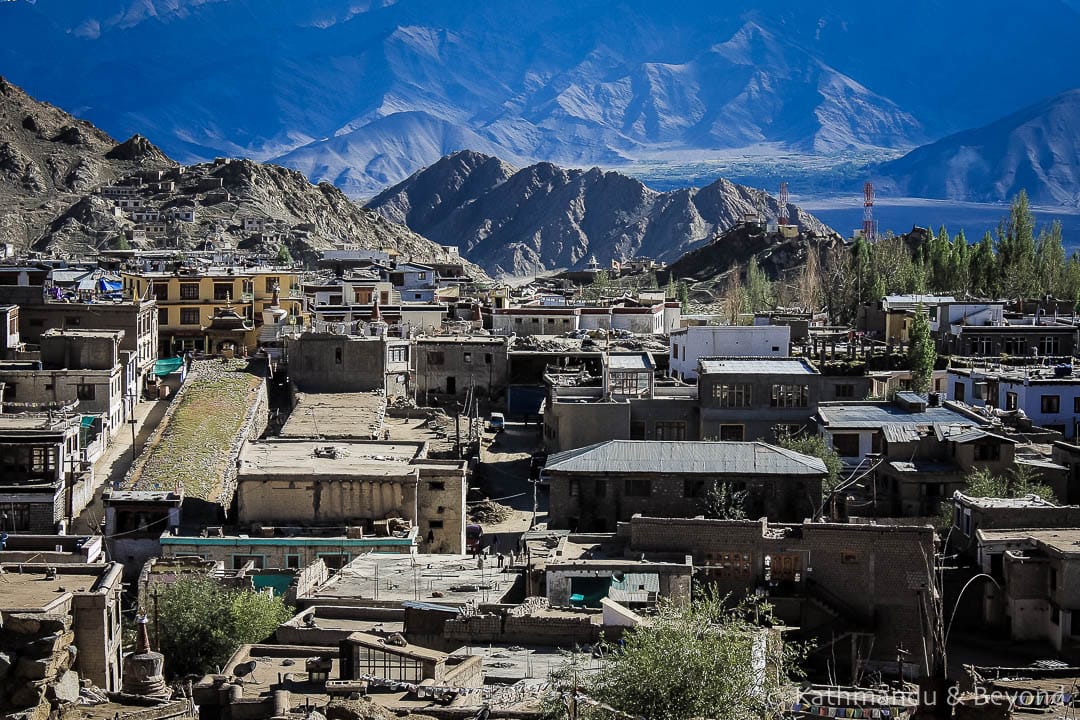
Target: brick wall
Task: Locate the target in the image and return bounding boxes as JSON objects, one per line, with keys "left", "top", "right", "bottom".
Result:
{"left": 628, "top": 515, "right": 936, "bottom": 672}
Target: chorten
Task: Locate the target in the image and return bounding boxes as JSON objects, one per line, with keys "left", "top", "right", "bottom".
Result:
{"left": 121, "top": 614, "right": 170, "bottom": 698}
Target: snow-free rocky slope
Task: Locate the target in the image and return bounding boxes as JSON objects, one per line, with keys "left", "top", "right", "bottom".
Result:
{"left": 0, "top": 76, "right": 476, "bottom": 270}
{"left": 878, "top": 89, "right": 1080, "bottom": 206}
{"left": 368, "top": 150, "right": 834, "bottom": 277}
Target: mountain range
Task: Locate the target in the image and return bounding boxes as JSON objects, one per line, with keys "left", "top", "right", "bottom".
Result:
{"left": 0, "top": 76, "right": 470, "bottom": 269}
{"left": 4, "top": 0, "right": 1080, "bottom": 200}
{"left": 877, "top": 89, "right": 1080, "bottom": 206}
{"left": 367, "top": 150, "right": 832, "bottom": 276}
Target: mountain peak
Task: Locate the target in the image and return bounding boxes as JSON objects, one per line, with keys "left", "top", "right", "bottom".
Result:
{"left": 879, "top": 86, "right": 1080, "bottom": 205}
{"left": 367, "top": 151, "right": 833, "bottom": 277}
{"left": 105, "top": 133, "right": 172, "bottom": 163}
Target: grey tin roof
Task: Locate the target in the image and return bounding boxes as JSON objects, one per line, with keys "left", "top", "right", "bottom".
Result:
{"left": 545, "top": 440, "right": 827, "bottom": 476}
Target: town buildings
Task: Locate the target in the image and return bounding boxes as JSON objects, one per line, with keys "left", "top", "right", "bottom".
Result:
{"left": 545, "top": 440, "right": 826, "bottom": 530}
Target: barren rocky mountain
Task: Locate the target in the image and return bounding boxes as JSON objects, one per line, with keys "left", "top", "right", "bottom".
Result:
{"left": 0, "top": 75, "right": 174, "bottom": 251}
{"left": 0, "top": 77, "right": 476, "bottom": 270}
{"left": 368, "top": 150, "right": 834, "bottom": 277}
{"left": 877, "top": 88, "right": 1080, "bottom": 206}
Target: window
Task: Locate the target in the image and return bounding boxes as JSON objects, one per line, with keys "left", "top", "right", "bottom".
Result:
{"left": 625, "top": 478, "right": 651, "bottom": 497}
{"left": 231, "top": 554, "right": 265, "bottom": 570}
{"left": 719, "top": 424, "right": 744, "bottom": 441}
{"left": 971, "top": 336, "right": 993, "bottom": 355}
{"left": 974, "top": 443, "right": 1001, "bottom": 461}
{"left": 683, "top": 479, "right": 706, "bottom": 498}
{"left": 831, "top": 433, "right": 860, "bottom": 457}
{"left": 1041, "top": 395, "right": 1061, "bottom": 414}
{"left": 65, "top": 316, "right": 81, "bottom": 327}
{"left": 834, "top": 384, "right": 855, "bottom": 399}
{"left": 770, "top": 384, "right": 808, "bottom": 408}
{"left": 953, "top": 382, "right": 966, "bottom": 402}
{"left": 427, "top": 481, "right": 445, "bottom": 492}
{"left": 213, "top": 283, "right": 234, "bottom": 301}
{"left": 705, "top": 552, "right": 752, "bottom": 580}
{"left": 655, "top": 421, "right": 686, "bottom": 440}
{"left": 180, "top": 283, "right": 200, "bottom": 300}
{"left": 285, "top": 554, "right": 301, "bottom": 569}
{"left": 180, "top": 308, "right": 200, "bottom": 325}
{"left": 76, "top": 384, "right": 96, "bottom": 401}
{"left": 1004, "top": 336, "right": 1027, "bottom": 356}
{"left": 485, "top": 353, "right": 493, "bottom": 364}
{"left": 1075, "top": 397, "right": 1080, "bottom": 414}
{"left": 158, "top": 308, "right": 169, "bottom": 326}
{"left": 264, "top": 277, "right": 279, "bottom": 293}
{"left": 1040, "top": 336, "right": 1061, "bottom": 356}
{"left": 630, "top": 421, "right": 646, "bottom": 440}
{"left": 1006, "top": 392, "right": 1018, "bottom": 411}
{"left": 596, "top": 479, "right": 606, "bottom": 498}
{"left": 712, "top": 384, "right": 751, "bottom": 407}
{"left": 463, "top": 352, "right": 472, "bottom": 364}
{"left": 319, "top": 553, "right": 349, "bottom": 570}
{"left": 428, "top": 520, "right": 444, "bottom": 529}
{"left": 840, "top": 551, "right": 858, "bottom": 564}
{"left": 569, "top": 479, "right": 580, "bottom": 497}
{"left": 427, "top": 351, "right": 445, "bottom": 366}
{"left": 1, "top": 503, "right": 31, "bottom": 531}
{"left": 151, "top": 284, "right": 168, "bottom": 301}
{"left": 334, "top": 347, "right": 342, "bottom": 364}
{"left": 2, "top": 383, "right": 16, "bottom": 400}
{"left": 388, "top": 346, "right": 408, "bottom": 363}
{"left": 672, "top": 343, "right": 679, "bottom": 359}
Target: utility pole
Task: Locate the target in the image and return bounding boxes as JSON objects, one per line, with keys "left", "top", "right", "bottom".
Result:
{"left": 127, "top": 393, "right": 138, "bottom": 465}
{"left": 152, "top": 587, "right": 161, "bottom": 651}
{"left": 455, "top": 406, "right": 461, "bottom": 459}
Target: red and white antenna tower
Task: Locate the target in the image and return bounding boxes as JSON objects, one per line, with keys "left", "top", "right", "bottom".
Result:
{"left": 862, "top": 181, "right": 877, "bottom": 241}
{"left": 778, "top": 182, "right": 789, "bottom": 226}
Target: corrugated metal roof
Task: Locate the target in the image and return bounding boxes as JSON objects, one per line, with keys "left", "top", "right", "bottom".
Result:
{"left": 607, "top": 354, "right": 652, "bottom": 370}
{"left": 545, "top": 440, "right": 827, "bottom": 476}
{"left": 699, "top": 358, "right": 817, "bottom": 375}
{"left": 818, "top": 404, "right": 977, "bottom": 429}
{"left": 935, "top": 426, "right": 1015, "bottom": 445}
{"left": 887, "top": 460, "right": 960, "bottom": 474}
{"left": 881, "top": 424, "right": 920, "bottom": 443}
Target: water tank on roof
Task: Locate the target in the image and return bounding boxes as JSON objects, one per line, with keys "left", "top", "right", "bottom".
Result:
{"left": 1054, "top": 364, "right": 1073, "bottom": 377}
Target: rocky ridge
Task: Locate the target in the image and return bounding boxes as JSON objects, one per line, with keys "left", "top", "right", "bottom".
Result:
{"left": 368, "top": 150, "right": 835, "bottom": 277}
{"left": 0, "top": 77, "right": 480, "bottom": 272}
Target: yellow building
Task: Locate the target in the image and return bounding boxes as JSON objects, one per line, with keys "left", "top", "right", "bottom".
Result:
{"left": 121, "top": 267, "right": 303, "bottom": 355}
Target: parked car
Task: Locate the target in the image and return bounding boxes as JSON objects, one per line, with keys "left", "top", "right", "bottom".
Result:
{"left": 487, "top": 412, "right": 506, "bottom": 432}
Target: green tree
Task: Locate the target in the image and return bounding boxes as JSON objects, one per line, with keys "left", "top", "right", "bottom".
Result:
{"left": 969, "top": 232, "right": 997, "bottom": 297}
{"left": 157, "top": 578, "right": 292, "bottom": 677}
{"left": 1036, "top": 220, "right": 1066, "bottom": 297}
{"left": 705, "top": 481, "right": 749, "bottom": 520}
{"left": 745, "top": 256, "right": 774, "bottom": 313}
{"left": 996, "top": 191, "right": 1038, "bottom": 298}
{"left": 907, "top": 306, "right": 936, "bottom": 394}
{"left": 677, "top": 281, "right": 690, "bottom": 313}
{"left": 275, "top": 243, "right": 293, "bottom": 266}
{"left": 545, "top": 590, "right": 802, "bottom": 720}
{"left": 777, "top": 433, "right": 843, "bottom": 496}
{"left": 964, "top": 466, "right": 1055, "bottom": 502}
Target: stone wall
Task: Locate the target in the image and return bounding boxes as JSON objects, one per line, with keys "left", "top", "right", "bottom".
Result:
{"left": 0, "top": 611, "right": 81, "bottom": 716}
{"left": 443, "top": 611, "right": 599, "bottom": 647}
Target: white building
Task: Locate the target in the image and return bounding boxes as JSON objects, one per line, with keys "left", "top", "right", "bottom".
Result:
{"left": 669, "top": 325, "right": 791, "bottom": 381}
{"left": 948, "top": 365, "right": 1080, "bottom": 440}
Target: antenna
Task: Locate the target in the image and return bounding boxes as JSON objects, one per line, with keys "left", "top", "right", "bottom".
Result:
{"left": 863, "top": 181, "right": 877, "bottom": 241}
{"left": 778, "top": 182, "right": 789, "bottom": 226}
